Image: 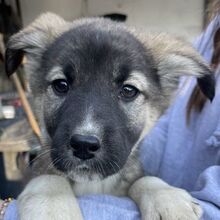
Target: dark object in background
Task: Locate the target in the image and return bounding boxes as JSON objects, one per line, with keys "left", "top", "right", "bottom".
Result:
{"left": 103, "top": 13, "right": 127, "bottom": 22}
{"left": 0, "top": 0, "right": 21, "bottom": 43}
{"left": 0, "top": 0, "right": 22, "bottom": 93}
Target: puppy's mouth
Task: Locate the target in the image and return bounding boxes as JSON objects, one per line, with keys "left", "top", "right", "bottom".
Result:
{"left": 76, "top": 164, "right": 90, "bottom": 172}
{"left": 67, "top": 163, "right": 104, "bottom": 182}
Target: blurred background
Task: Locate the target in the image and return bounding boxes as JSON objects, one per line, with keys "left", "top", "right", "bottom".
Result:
{"left": 0, "top": 0, "right": 214, "bottom": 199}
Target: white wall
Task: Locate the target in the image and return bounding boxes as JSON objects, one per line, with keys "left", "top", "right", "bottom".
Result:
{"left": 20, "top": 0, "right": 82, "bottom": 26}
{"left": 87, "top": 0, "right": 203, "bottom": 40}
{"left": 19, "top": 0, "right": 204, "bottom": 40}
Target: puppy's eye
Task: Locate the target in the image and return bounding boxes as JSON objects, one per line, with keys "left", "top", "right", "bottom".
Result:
{"left": 119, "top": 85, "right": 139, "bottom": 101}
{"left": 52, "top": 79, "right": 69, "bottom": 95}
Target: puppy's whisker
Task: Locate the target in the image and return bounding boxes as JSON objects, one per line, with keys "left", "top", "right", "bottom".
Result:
{"left": 45, "top": 156, "right": 62, "bottom": 173}
{"left": 93, "top": 159, "right": 102, "bottom": 176}
{"left": 110, "top": 160, "right": 120, "bottom": 171}
{"left": 65, "top": 159, "right": 73, "bottom": 171}
{"left": 108, "top": 161, "right": 118, "bottom": 175}
{"left": 98, "top": 160, "right": 106, "bottom": 177}
{"left": 25, "top": 149, "right": 54, "bottom": 169}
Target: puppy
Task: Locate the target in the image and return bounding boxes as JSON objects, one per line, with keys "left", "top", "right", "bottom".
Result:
{"left": 5, "top": 13, "right": 214, "bottom": 220}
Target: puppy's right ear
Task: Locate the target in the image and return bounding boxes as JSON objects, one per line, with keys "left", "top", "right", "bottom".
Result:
{"left": 138, "top": 32, "right": 215, "bottom": 101}
{"left": 5, "top": 12, "right": 67, "bottom": 76}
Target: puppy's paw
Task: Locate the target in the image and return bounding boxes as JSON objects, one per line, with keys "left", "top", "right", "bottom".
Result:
{"left": 140, "top": 187, "right": 202, "bottom": 220}
{"left": 129, "top": 177, "right": 202, "bottom": 220}
{"left": 18, "top": 175, "right": 83, "bottom": 220}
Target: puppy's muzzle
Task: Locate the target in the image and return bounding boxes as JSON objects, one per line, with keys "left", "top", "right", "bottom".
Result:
{"left": 70, "top": 134, "right": 101, "bottom": 160}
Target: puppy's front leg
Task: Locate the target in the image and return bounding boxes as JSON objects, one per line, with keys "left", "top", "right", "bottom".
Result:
{"left": 18, "top": 175, "right": 83, "bottom": 220}
{"left": 129, "top": 176, "right": 202, "bottom": 220}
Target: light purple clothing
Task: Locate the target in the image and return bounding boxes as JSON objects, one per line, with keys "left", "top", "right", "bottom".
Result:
{"left": 4, "top": 16, "right": 220, "bottom": 220}
{"left": 4, "top": 197, "right": 140, "bottom": 220}
{"left": 140, "top": 16, "right": 220, "bottom": 220}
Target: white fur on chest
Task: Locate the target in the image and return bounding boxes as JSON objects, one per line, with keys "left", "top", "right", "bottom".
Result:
{"left": 73, "top": 173, "right": 123, "bottom": 196}
{"left": 73, "top": 157, "right": 143, "bottom": 197}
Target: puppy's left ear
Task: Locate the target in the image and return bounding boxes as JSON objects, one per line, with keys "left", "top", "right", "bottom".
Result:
{"left": 5, "top": 12, "right": 68, "bottom": 76}
{"left": 141, "top": 33, "right": 215, "bottom": 101}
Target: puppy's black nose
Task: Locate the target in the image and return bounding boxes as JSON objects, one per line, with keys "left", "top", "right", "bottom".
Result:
{"left": 70, "top": 134, "right": 100, "bottom": 160}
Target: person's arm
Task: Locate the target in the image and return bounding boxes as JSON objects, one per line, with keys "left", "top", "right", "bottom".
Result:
{"left": 191, "top": 166, "right": 220, "bottom": 219}
{"left": 190, "top": 16, "right": 220, "bottom": 220}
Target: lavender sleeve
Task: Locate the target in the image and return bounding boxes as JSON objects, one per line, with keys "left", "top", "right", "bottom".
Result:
{"left": 4, "top": 195, "right": 140, "bottom": 220}
{"left": 186, "top": 16, "right": 220, "bottom": 219}
{"left": 4, "top": 200, "right": 18, "bottom": 220}
{"left": 191, "top": 166, "right": 220, "bottom": 220}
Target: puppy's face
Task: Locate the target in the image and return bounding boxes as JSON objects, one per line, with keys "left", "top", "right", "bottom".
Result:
{"left": 5, "top": 13, "right": 215, "bottom": 182}
{"left": 38, "top": 24, "right": 160, "bottom": 181}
